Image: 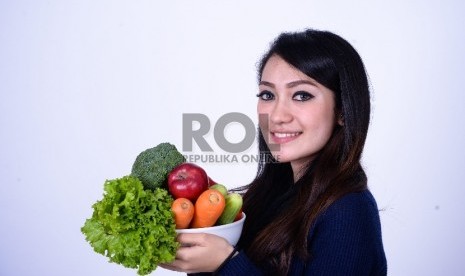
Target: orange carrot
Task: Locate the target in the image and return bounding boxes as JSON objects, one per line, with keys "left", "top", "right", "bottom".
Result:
{"left": 190, "top": 189, "right": 225, "bottom": 228}
{"left": 171, "top": 198, "right": 195, "bottom": 229}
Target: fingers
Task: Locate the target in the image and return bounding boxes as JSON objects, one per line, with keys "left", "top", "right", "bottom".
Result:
{"left": 158, "top": 263, "right": 181, "bottom": 272}
{"left": 177, "top": 233, "right": 209, "bottom": 247}
{"left": 161, "top": 233, "right": 234, "bottom": 273}
{"left": 159, "top": 261, "right": 187, "bottom": 273}
{"left": 160, "top": 256, "right": 198, "bottom": 273}
{"left": 174, "top": 245, "right": 192, "bottom": 261}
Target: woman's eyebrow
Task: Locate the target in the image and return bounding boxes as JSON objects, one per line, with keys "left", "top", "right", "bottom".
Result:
{"left": 259, "top": 79, "right": 317, "bottom": 88}
{"left": 286, "top": 80, "right": 317, "bottom": 88}
{"left": 259, "top": 81, "right": 275, "bottom": 88}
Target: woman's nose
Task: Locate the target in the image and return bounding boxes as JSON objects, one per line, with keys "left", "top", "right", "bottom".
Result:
{"left": 269, "top": 100, "right": 292, "bottom": 124}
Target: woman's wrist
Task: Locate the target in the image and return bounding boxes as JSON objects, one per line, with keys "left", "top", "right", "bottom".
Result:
{"left": 212, "top": 246, "right": 238, "bottom": 275}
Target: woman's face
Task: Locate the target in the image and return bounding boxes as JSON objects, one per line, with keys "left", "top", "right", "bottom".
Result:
{"left": 257, "top": 55, "right": 338, "bottom": 177}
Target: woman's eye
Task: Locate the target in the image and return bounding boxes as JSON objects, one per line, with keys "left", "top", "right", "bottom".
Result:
{"left": 293, "top": 91, "right": 314, "bottom": 101}
{"left": 256, "top": 91, "right": 274, "bottom": 101}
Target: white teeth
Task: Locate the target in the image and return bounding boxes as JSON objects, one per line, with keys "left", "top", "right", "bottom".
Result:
{"left": 273, "top": 132, "right": 300, "bottom": 138}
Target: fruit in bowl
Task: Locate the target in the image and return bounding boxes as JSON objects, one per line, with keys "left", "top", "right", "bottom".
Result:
{"left": 166, "top": 165, "right": 245, "bottom": 246}
{"left": 167, "top": 163, "right": 209, "bottom": 202}
{"left": 175, "top": 212, "right": 246, "bottom": 246}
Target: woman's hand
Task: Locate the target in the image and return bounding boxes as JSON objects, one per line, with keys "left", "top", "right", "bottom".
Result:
{"left": 160, "top": 233, "right": 234, "bottom": 273}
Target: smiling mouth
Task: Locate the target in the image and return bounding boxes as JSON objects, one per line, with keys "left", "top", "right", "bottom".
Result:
{"left": 270, "top": 132, "right": 302, "bottom": 143}
{"left": 273, "top": 132, "right": 301, "bottom": 138}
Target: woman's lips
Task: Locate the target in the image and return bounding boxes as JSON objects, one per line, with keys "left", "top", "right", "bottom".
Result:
{"left": 270, "top": 132, "right": 302, "bottom": 144}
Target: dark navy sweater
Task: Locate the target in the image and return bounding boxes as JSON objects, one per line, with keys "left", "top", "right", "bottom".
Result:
{"left": 217, "top": 190, "right": 387, "bottom": 275}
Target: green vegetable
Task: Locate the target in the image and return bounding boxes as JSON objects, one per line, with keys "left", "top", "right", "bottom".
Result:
{"left": 81, "top": 176, "right": 179, "bottom": 275}
{"left": 217, "top": 193, "right": 243, "bottom": 225}
{"left": 209, "top": 184, "right": 228, "bottom": 197}
{"left": 131, "top": 142, "right": 185, "bottom": 190}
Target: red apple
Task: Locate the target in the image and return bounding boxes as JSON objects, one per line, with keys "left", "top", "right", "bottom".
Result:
{"left": 167, "top": 163, "right": 209, "bottom": 201}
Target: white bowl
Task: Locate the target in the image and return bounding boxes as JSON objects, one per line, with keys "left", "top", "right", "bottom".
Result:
{"left": 175, "top": 212, "right": 246, "bottom": 246}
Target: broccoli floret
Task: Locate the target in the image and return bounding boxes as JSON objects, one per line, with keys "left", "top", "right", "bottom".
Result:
{"left": 131, "top": 143, "right": 185, "bottom": 190}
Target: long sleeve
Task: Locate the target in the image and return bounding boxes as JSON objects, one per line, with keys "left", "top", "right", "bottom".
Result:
{"left": 300, "top": 190, "right": 387, "bottom": 275}
{"left": 213, "top": 190, "right": 387, "bottom": 275}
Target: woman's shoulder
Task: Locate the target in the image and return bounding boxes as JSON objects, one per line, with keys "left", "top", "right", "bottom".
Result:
{"left": 324, "top": 189, "right": 379, "bottom": 217}
{"left": 310, "top": 189, "right": 383, "bottom": 238}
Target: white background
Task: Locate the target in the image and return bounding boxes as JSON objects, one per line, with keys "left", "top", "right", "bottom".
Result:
{"left": 1, "top": 1, "right": 464, "bottom": 275}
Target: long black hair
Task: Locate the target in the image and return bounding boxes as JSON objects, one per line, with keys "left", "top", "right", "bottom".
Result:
{"left": 236, "top": 29, "right": 371, "bottom": 275}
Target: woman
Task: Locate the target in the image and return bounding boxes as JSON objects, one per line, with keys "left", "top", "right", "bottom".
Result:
{"left": 162, "top": 29, "right": 387, "bottom": 275}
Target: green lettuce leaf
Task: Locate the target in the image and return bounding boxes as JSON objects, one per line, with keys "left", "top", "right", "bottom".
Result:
{"left": 81, "top": 176, "right": 178, "bottom": 275}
